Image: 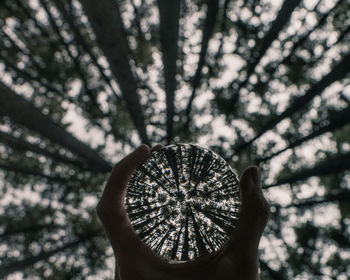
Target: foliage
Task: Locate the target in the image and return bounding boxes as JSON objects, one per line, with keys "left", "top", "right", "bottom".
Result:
{"left": 0, "top": 0, "right": 349, "bottom": 279}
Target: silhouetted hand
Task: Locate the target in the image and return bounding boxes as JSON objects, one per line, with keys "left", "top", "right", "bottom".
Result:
{"left": 96, "top": 144, "right": 269, "bottom": 280}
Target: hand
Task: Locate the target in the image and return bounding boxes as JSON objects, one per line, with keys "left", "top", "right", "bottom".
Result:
{"left": 96, "top": 144, "right": 269, "bottom": 280}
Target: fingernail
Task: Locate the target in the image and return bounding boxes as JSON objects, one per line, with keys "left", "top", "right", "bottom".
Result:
{"left": 249, "top": 167, "right": 261, "bottom": 194}
{"left": 150, "top": 144, "right": 164, "bottom": 153}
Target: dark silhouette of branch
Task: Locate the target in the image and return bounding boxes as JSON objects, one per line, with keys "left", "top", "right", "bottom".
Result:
{"left": 157, "top": 0, "right": 181, "bottom": 144}
{"left": 79, "top": 0, "right": 149, "bottom": 145}
{"left": 51, "top": 0, "right": 122, "bottom": 102}
{"left": 0, "top": 31, "right": 110, "bottom": 135}
{"left": 0, "top": 130, "right": 91, "bottom": 171}
{"left": 184, "top": 0, "right": 219, "bottom": 129}
{"left": 0, "top": 158, "right": 73, "bottom": 183}
{"left": 0, "top": 30, "right": 44, "bottom": 75}
{"left": 277, "top": 190, "right": 350, "bottom": 209}
{"left": 0, "top": 82, "right": 112, "bottom": 172}
{"left": 226, "top": 0, "right": 302, "bottom": 114}
{"left": 265, "top": 152, "right": 350, "bottom": 188}
{"left": 257, "top": 106, "right": 350, "bottom": 163}
{"left": 7, "top": 0, "right": 51, "bottom": 39}
{"left": 0, "top": 235, "right": 92, "bottom": 278}
{"left": 213, "top": 0, "right": 230, "bottom": 64}
{"left": 263, "top": 0, "right": 346, "bottom": 88}
{"left": 0, "top": 223, "right": 58, "bottom": 238}
{"left": 39, "top": 0, "right": 105, "bottom": 117}
{"left": 0, "top": 53, "right": 63, "bottom": 96}
{"left": 233, "top": 52, "right": 350, "bottom": 155}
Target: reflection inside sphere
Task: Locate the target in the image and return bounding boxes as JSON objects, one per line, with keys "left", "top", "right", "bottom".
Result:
{"left": 125, "top": 144, "right": 241, "bottom": 262}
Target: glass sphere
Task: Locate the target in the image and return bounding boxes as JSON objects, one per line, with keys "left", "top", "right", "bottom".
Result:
{"left": 125, "top": 144, "right": 241, "bottom": 262}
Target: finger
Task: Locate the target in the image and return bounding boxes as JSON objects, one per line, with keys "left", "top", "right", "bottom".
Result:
{"left": 96, "top": 145, "right": 156, "bottom": 258}
{"left": 104, "top": 144, "right": 151, "bottom": 202}
{"left": 226, "top": 166, "right": 269, "bottom": 253}
{"left": 150, "top": 144, "right": 164, "bottom": 153}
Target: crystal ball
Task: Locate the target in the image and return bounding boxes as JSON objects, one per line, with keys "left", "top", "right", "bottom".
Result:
{"left": 125, "top": 144, "right": 241, "bottom": 262}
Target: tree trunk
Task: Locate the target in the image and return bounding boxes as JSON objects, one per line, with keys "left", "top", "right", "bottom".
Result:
{"left": 0, "top": 158, "right": 73, "bottom": 183}
{"left": 227, "top": 0, "right": 302, "bottom": 112}
{"left": 0, "top": 82, "right": 112, "bottom": 172}
{"left": 0, "top": 223, "right": 58, "bottom": 238}
{"left": 278, "top": 190, "right": 350, "bottom": 209}
{"left": 39, "top": 0, "right": 103, "bottom": 116}
{"left": 257, "top": 106, "right": 350, "bottom": 163}
{"left": 185, "top": 0, "right": 219, "bottom": 128}
{"left": 265, "top": 152, "right": 350, "bottom": 188}
{"left": 51, "top": 0, "right": 121, "bottom": 102}
{"left": 0, "top": 236, "right": 91, "bottom": 278}
{"left": 235, "top": 52, "right": 350, "bottom": 154}
{"left": 79, "top": 0, "right": 149, "bottom": 145}
{"left": 0, "top": 130, "right": 91, "bottom": 171}
{"left": 269, "top": 0, "right": 344, "bottom": 83}
{"left": 157, "top": 0, "right": 181, "bottom": 144}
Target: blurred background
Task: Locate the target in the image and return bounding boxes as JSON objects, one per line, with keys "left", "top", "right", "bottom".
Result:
{"left": 0, "top": 0, "right": 349, "bottom": 279}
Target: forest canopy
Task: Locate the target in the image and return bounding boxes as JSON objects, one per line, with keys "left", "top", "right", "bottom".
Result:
{"left": 0, "top": 0, "right": 349, "bottom": 279}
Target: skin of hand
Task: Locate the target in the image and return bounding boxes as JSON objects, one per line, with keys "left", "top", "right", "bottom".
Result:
{"left": 96, "top": 144, "right": 270, "bottom": 280}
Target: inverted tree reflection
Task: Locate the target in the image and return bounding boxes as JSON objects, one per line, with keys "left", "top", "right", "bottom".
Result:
{"left": 125, "top": 144, "right": 240, "bottom": 262}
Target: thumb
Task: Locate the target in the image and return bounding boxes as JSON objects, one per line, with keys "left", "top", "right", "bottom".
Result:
{"left": 231, "top": 166, "right": 270, "bottom": 251}
{"left": 96, "top": 144, "right": 152, "bottom": 253}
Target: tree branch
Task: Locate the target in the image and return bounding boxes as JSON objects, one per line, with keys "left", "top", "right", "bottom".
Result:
{"left": 276, "top": 190, "right": 350, "bottom": 209}
{"left": 51, "top": 0, "right": 122, "bottom": 102}
{"left": 234, "top": 52, "right": 350, "bottom": 155}
{"left": 0, "top": 130, "right": 92, "bottom": 171}
{"left": 79, "top": 0, "right": 149, "bottom": 145}
{"left": 257, "top": 106, "right": 350, "bottom": 163}
{"left": 226, "top": 0, "right": 302, "bottom": 114}
{"left": 0, "top": 235, "right": 92, "bottom": 278}
{"left": 265, "top": 152, "right": 350, "bottom": 188}
{"left": 0, "top": 81, "right": 112, "bottom": 172}
{"left": 157, "top": 0, "right": 181, "bottom": 144}
{"left": 184, "top": 0, "right": 219, "bottom": 129}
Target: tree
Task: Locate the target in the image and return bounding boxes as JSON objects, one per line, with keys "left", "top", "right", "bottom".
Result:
{"left": 0, "top": 0, "right": 349, "bottom": 278}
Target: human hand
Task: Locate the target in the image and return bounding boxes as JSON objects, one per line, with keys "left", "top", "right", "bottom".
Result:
{"left": 96, "top": 144, "right": 269, "bottom": 280}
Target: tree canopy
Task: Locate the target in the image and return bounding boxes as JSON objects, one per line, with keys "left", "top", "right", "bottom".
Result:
{"left": 0, "top": 0, "right": 349, "bottom": 279}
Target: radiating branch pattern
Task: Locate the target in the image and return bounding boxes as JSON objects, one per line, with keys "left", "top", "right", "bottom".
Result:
{"left": 125, "top": 144, "right": 240, "bottom": 262}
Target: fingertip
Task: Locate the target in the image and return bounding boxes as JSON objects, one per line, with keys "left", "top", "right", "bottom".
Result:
{"left": 137, "top": 144, "right": 151, "bottom": 156}
{"left": 109, "top": 144, "right": 150, "bottom": 185}
{"left": 240, "top": 166, "right": 261, "bottom": 197}
{"left": 150, "top": 144, "right": 164, "bottom": 153}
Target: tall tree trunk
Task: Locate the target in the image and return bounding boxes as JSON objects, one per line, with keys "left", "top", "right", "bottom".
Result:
{"left": 257, "top": 106, "right": 350, "bottom": 163}
{"left": 265, "top": 152, "right": 350, "bottom": 188}
{"left": 51, "top": 0, "right": 121, "bottom": 102}
{"left": 267, "top": 0, "right": 344, "bottom": 85}
{"left": 39, "top": 0, "right": 103, "bottom": 116}
{"left": 0, "top": 158, "right": 73, "bottom": 183}
{"left": 0, "top": 223, "right": 58, "bottom": 238}
{"left": 12, "top": 0, "right": 51, "bottom": 38}
{"left": 184, "top": 0, "right": 219, "bottom": 129}
{"left": 213, "top": 0, "right": 230, "bottom": 63}
{"left": 0, "top": 236, "right": 91, "bottom": 278}
{"left": 0, "top": 131, "right": 91, "bottom": 171}
{"left": 157, "top": 0, "right": 181, "bottom": 144}
{"left": 277, "top": 190, "right": 350, "bottom": 209}
{"left": 79, "top": 0, "right": 149, "bottom": 145}
{"left": 0, "top": 82, "right": 112, "bottom": 172}
{"left": 0, "top": 53, "right": 60, "bottom": 96}
{"left": 234, "top": 52, "right": 350, "bottom": 154}
{"left": 226, "top": 0, "right": 302, "bottom": 113}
